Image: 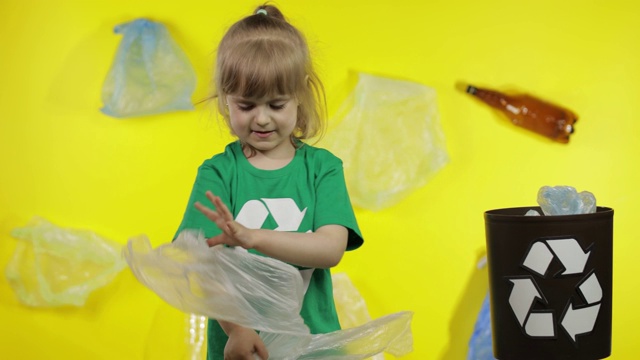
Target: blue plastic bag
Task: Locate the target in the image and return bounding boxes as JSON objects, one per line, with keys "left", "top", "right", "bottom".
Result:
{"left": 468, "top": 293, "right": 496, "bottom": 360}
{"left": 101, "top": 18, "right": 196, "bottom": 118}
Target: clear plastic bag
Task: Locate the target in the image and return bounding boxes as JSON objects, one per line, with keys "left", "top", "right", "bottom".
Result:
{"left": 124, "top": 231, "right": 413, "bottom": 359}
{"left": 124, "top": 230, "right": 307, "bottom": 335}
{"left": 322, "top": 73, "right": 449, "bottom": 211}
{"left": 6, "top": 217, "right": 126, "bottom": 307}
{"left": 101, "top": 18, "right": 196, "bottom": 118}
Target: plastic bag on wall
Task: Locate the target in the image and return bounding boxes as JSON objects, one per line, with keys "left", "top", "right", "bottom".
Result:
{"left": 124, "top": 230, "right": 413, "bottom": 359}
{"left": 332, "top": 272, "right": 375, "bottom": 329}
{"left": 101, "top": 18, "right": 196, "bottom": 118}
{"left": 322, "top": 73, "right": 449, "bottom": 211}
{"left": 5, "top": 217, "right": 126, "bottom": 307}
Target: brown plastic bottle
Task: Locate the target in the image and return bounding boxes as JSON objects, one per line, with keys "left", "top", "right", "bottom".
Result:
{"left": 465, "top": 85, "right": 578, "bottom": 143}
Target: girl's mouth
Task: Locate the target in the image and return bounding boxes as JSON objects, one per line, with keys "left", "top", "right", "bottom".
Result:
{"left": 253, "top": 130, "right": 273, "bottom": 138}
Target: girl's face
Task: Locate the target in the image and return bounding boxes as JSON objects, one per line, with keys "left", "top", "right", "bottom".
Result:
{"left": 226, "top": 94, "right": 299, "bottom": 159}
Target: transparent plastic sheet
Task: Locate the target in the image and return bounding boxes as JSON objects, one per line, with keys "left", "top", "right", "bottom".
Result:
{"left": 322, "top": 73, "right": 449, "bottom": 211}
{"left": 178, "top": 273, "right": 381, "bottom": 360}
{"left": 124, "top": 231, "right": 413, "bottom": 359}
{"left": 5, "top": 217, "right": 126, "bottom": 307}
{"left": 298, "top": 312, "right": 413, "bottom": 359}
{"left": 101, "top": 18, "right": 196, "bottom": 118}
{"left": 125, "top": 230, "right": 307, "bottom": 335}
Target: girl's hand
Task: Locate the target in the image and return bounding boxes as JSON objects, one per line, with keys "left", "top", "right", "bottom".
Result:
{"left": 194, "top": 191, "right": 257, "bottom": 249}
{"left": 224, "top": 326, "right": 269, "bottom": 360}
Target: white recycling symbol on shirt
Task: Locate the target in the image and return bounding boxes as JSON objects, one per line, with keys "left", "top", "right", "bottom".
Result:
{"left": 234, "top": 198, "right": 315, "bottom": 293}
{"left": 508, "top": 237, "right": 602, "bottom": 342}
{"left": 235, "top": 198, "right": 307, "bottom": 231}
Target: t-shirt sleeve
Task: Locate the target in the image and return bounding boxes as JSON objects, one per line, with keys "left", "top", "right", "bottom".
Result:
{"left": 313, "top": 152, "right": 363, "bottom": 251}
{"left": 173, "top": 160, "right": 231, "bottom": 240}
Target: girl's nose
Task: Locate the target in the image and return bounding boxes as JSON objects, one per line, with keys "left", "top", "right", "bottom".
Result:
{"left": 255, "top": 105, "right": 270, "bottom": 126}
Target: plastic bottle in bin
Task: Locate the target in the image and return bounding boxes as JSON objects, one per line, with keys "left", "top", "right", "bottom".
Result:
{"left": 465, "top": 85, "right": 578, "bottom": 143}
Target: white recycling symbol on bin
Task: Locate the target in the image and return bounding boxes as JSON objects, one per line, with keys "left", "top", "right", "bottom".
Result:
{"left": 507, "top": 237, "right": 602, "bottom": 342}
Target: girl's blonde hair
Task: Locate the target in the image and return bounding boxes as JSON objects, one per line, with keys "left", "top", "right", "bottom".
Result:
{"left": 213, "top": 4, "right": 326, "bottom": 142}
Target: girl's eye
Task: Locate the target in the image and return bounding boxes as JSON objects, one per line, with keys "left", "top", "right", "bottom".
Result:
{"left": 238, "top": 104, "right": 255, "bottom": 111}
{"left": 270, "top": 103, "right": 286, "bottom": 110}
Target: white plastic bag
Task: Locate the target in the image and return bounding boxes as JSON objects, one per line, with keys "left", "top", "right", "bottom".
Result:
{"left": 322, "top": 73, "right": 449, "bottom": 210}
{"left": 124, "top": 231, "right": 307, "bottom": 335}
{"left": 6, "top": 217, "right": 126, "bottom": 307}
{"left": 124, "top": 231, "right": 413, "bottom": 359}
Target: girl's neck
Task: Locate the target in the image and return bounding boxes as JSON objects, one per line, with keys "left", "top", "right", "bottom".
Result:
{"left": 243, "top": 143, "right": 297, "bottom": 170}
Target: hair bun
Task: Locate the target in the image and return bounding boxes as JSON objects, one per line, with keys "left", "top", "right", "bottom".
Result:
{"left": 254, "top": 5, "right": 285, "bottom": 21}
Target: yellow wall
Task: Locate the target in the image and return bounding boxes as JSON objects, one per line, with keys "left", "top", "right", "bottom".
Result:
{"left": 1, "top": 0, "right": 638, "bottom": 358}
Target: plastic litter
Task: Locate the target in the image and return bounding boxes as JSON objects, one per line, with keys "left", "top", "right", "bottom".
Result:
{"left": 332, "top": 272, "right": 375, "bottom": 329}
{"left": 537, "top": 185, "right": 596, "bottom": 215}
{"left": 175, "top": 273, "right": 381, "bottom": 360}
{"left": 124, "top": 230, "right": 413, "bottom": 359}
{"left": 101, "top": 18, "right": 196, "bottom": 118}
{"left": 5, "top": 217, "right": 126, "bottom": 307}
{"left": 125, "top": 230, "right": 307, "bottom": 335}
{"left": 322, "top": 73, "right": 449, "bottom": 211}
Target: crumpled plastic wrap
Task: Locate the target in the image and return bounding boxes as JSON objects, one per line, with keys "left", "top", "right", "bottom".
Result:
{"left": 537, "top": 185, "right": 596, "bottom": 215}
{"left": 5, "top": 217, "right": 126, "bottom": 307}
{"left": 175, "top": 273, "right": 381, "bottom": 360}
{"left": 322, "top": 73, "right": 449, "bottom": 211}
{"left": 124, "top": 230, "right": 413, "bottom": 359}
{"left": 101, "top": 18, "right": 196, "bottom": 118}
{"left": 125, "top": 230, "right": 307, "bottom": 335}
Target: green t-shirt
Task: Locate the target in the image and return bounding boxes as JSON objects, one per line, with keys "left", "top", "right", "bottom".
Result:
{"left": 174, "top": 141, "right": 363, "bottom": 359}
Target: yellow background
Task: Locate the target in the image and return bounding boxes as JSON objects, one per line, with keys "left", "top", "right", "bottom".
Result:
{"left": 1, "top": 0, "right": 638, "bottom": 358}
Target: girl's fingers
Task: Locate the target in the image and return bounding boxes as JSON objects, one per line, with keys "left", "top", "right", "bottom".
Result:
{"left": 198, "top": 192, "right": 237, "bottom": 239}
{"left": 205, "top": 190, "right": 216, "bottom": 202}
{"left": 194, "top": 201, "right": 218, "bottom": 220}
{"left": 204, "top": 191, "right": 233, "bottom": 220}
{"left": 206, "top": 235, "right": 225, "bottom": 247}
{"left": 226, "top": 220, "right": 239, "bottom": 236}
{"left": 213, "top": 196, "right": 234, "bottom": 220}
{"left": 195, "top": 202, "right": 229, "bottom": 232}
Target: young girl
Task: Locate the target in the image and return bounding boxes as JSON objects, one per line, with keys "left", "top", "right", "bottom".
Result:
{"left": 174, "top": 4, "right": 364, "bottom": 360}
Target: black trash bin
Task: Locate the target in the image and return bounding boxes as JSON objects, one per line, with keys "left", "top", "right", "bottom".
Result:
{"left": 484, "top": 206, "right": 613, "bottom": 360}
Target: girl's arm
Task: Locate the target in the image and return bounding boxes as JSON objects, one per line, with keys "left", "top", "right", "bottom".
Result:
{"left": 218, "top": 319, "right": 268, "bottom": 360}
{"left": 195, "top": 191, "right": 348, "bottom": 269}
